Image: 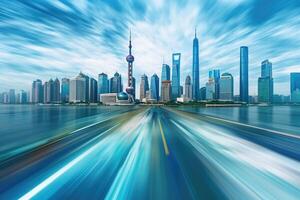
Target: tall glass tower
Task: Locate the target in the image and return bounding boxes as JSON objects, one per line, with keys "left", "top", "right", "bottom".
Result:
{"left": 291, "top": 73, "right": 300, "bottom": 103}
{"left": 172, "top": 53, "right": 181, "bottom": 99}
{"left": 161, "top": 64, "right": 170, "bottom": 81}
{"left": 240, "top": 46, "right": 249, "bottom": 103}
{"left": 192, "top": 28, "right": 199, "bottom": 100}
{"left": 151, "top": 74, "right": 159, "bottom": 101}
{"left": 98, "top": 73, "right": 109, "bottom": 94}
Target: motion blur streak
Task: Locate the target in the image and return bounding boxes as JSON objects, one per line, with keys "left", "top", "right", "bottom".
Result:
{"left": 1, "top": 106, "right": 300, "bottom": 199}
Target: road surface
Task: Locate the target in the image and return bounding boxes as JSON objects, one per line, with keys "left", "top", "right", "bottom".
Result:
{"left": 0, "top": 107, "right": 300, "bottom": 200}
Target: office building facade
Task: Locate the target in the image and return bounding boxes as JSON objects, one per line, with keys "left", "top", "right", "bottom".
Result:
{"left": 240, "top": 46, "right": 249, "bottom": 103}
{"left": 172, "top": 53, "right": 181, "bottom": 99}
{"left": 192, "top": 29, "right": 200, "bottom": 100}
{"left": 150, "top": 74, "right": 159, "bottom": 101}
{"left": 291, "top": 73, "right": 300, "bottom": 103}
{"left": 220, "top": 73, "right": 234, "bottom": 101}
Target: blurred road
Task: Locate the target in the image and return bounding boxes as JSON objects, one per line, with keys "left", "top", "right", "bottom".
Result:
{"left": 1, "top": 107, "right": 300, "bottom": 199}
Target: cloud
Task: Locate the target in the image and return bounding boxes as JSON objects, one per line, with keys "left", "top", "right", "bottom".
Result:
{"left": 0, "top": 0, "right": 299, "bottom": 97}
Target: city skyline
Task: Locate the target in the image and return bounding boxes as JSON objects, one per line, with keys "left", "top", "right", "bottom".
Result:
{"left": 1, "top": 1, "right": 300, "bottom": 96}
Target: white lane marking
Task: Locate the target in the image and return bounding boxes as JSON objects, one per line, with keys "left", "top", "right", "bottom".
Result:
{"left": 18, "top": 125, "right": 117, "bottom": 200}
{"left": 203, "top": 115, "right": 300, "bottom": 140}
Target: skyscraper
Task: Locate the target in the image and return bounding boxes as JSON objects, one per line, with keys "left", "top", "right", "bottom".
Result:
{"left": 110, "top": 72, "right": 122, "bottom": 93}
{"left": 98, "top": 73, "right": 109, "bottom": 95}
{"left": 78, "top": 72, "right": 89, "bottom": 102}
{"left": 89, "top": 78, "right": 98, "bottom": 103}
{"left": 151, "top": 74, "right": 159, "bottom": 101}
{"left": 61, "top": 78, "right": 70, "bottom": 103}
{"left": 258, "top": 60, "right": 273, "bottom": 103}
{"left": 192, "top": 28, "right": 200, "bottom": 100}
{"left": 200, "top": 87, "right": 206, "bottom": 100}
{"left": 19, "top": 90, "right": 28, "bottom": 104}
{"left": 132, "top": 77, "right": 136, "bottom": 99}
{"left": 8, "top": 89, "right": 15, "bottom": 104}
{"left": 161, "top": 64, "right": 170, "bottom": 81}
{"left": 185, "top": 75, "right": 192, "bottom": 99}
{"left": 53, "top": 78, "right": 60, "bottom": 103}
{"left": 206, "top": 80, "right": 216, "bottom": 100}
{"left": 69, "top": 73, "right": 86, "bottom": 103}
{"left": 220, "top": 73, "right": 234, "bottom": 101}
{"left": 240, "top": 46, "right": 249, "bottom": 103}
{"left": 206, "top": 69, "right": 220, "bottom": 100}
{"left": 31, "top": 79, "right": 43, "bottom": 103}
{"left": 161, "top": 80, "right": 172, "bottom": 102}
{"left": 290, "top": 73, "right": 300, "bottom": 103}
{"left": 45, "top": 79, "right": 54, "bottom": 103}
{"left": 125, "top": 31, "right": 135, "bottom": 100}
{"left": 172, "top": 53, "right": 181, "bottom": 99}
{"left": 140, "top": 74, "right": 149, "bottom": 100}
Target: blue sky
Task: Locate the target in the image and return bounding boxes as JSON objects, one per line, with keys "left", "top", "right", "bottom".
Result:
{"left": 0, "top": 0, "right": 300, "bottom": 96}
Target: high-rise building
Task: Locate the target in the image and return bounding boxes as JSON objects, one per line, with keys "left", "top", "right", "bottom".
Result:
{"left": 3, "top": 92, "right": 9, "bottom": 104}
{"left": 220, "top": 73, "right": 234, "bottom": 101}
{"left": 206, "top": 80, "right": 216, "bottom": 100}
{"left": 172, "top": 53, "right": 181, "bottom": 99}
{"left": 290, "top": 73, "right": 300, "bottom": 103}
{"left": 0, "top": 93, "right": 4, "bottom": 103}
{"left": 209, "top": 69, "right": 220, "bottom": 99}
{"left": 69, "top": 73, "right": 86, "bottom": 103}
{"left": 98, "top": 73, "right": 109, "bottom": 95}
{"left": 261, "top": 59, "right": 272, "bottom": 78}
{"left": 240, "top": 46, "right": 249, "bottom": 103}
{"left": 44, "top": 79, "right": 54, "bottom": 103}
{"left": 161, "top": 64, "right": 170, "bottom": 81}
{"left": 140, "top": 74, "right": 149, "bottom": 100}
{"left": 258, "top": 77, "right": 273, "bottom": 103}
{"left": 61, "top": 78, "right": 70, "bottom": 103}
{"left": 89, "top": 78, "right": 98, "bottom": 103}
{"left": 132, "top": 77, "right": 136, "bottom": 99}
{"left": 192, "top": 28, "right": 200, "bottom": 100}
{"left": 200, "top": 87, "right": 206, "bottom": 100}
{"left": 185, "top": 75, "right": 192, "bottom": 99}
{"left": 258, "top": 60, "right": 273, "bottom": 103}
{"left": 19, "top": 90, "right": 28, "bottom": 104}
{"left": 78, "top": 72, "right": 89, "bottom": 102}
{"left": 8, "top": 89, "right": 15, "bottom": 104}
{"left": 150, "top": 74, "right": 159, "bottom": 101}
{"left": 125, "top": 31, "right": 135, "bottom": 100}
{"left": 161, "top": 80, "right": 172, "bottom": 102}
{"left": 53, "top": 78, "right": 60, "bottom": 103}
{"left": 110, "top": 72, "right": 122, "bottom": 93}
{"left": 31, "top": 79, "right": 43, "bottom": 103}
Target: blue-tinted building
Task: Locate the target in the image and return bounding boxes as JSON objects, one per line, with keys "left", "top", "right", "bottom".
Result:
{"left": 110, "top": 72, "right": 122, "bottom": 93}
{"left": 220, "top": 73, "right": 234, "bottom": 101}
{"left": 151, "top": 74, "right": 159, "bottom": 101}
{"left": 172, "top": 53, "right": 181, "bottom": 99}
{"left": 258, "top": 60, "right": 273, "bottom": 103}
{"left": 8, "top": 89, "right": 15, "bottom": 104}
{"left": 240, "top": 46, "right": 249, "bottom": 103}
{"left": 78, "top": 72, "right": 90, "bottom": 102}
{"left": 209, "top": 69, "right": 220, "bottom": 99}
{"left": 31, "top": 79, "right": 43, "bottom": 103}
{"left": 161, "top": 64, "right": 170, "bottom": 81}
{"left": 61, "top": 78, "right": 70, "bottom": 103}
{"left": 140, "top": 74, "right": 149, "bottom": 100}
{"left": 291, "top": 73, "right": 300, "bottom": 103}
{"left": 98, "top": 73, "right": 109, "bottom": 95}
{"left": 89, "top": 78, "right": 98, "bottom": 103}
{"left": 192, "top": 29, "right": 200, "bottom": 100}
{"left": 261, "top": 59, "right": 272, "bottom": 78}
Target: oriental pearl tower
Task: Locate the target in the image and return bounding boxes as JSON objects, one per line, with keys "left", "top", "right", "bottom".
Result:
{"left": 125, "top": 31, "right": 135, "bottom": 102}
